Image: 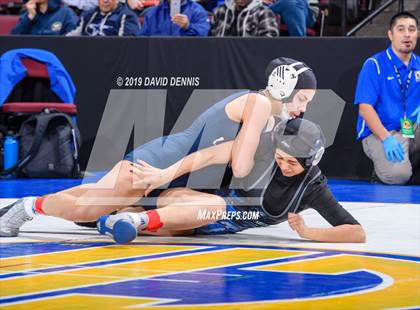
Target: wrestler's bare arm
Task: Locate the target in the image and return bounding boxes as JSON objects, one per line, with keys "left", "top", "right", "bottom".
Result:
{"left": 231, "top": 93, "right": 272, "bottom": 178}
{"left": 288, "top": 213, "right": 366, "bottom": 243}
{"left": 133, "top": 141, "right": 234, "bottom": 195}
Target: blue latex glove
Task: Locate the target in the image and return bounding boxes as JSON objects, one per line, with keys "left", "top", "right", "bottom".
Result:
{"left": 383, "top": 135, "right": 405, "bottom": 162}
{"left": 411, "top": 105, "right": 420, "bottom": 124}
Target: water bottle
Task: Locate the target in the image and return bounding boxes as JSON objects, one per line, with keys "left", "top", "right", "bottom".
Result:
{"left": 3, "top": 135, "right": 19, "bottom": 170}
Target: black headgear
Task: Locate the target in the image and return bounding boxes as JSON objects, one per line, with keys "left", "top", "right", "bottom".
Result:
{"left": 272, "top": 118, "right": 325, "bottom": 167}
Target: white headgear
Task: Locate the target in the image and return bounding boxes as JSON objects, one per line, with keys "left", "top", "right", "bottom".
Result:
{"left": 266, "top": 62, "right": 310, "bottom": 101}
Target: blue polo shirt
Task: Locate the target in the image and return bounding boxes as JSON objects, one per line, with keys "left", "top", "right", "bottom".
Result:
{"left": 354, "top": 46, "right": 420, "bottom": 140}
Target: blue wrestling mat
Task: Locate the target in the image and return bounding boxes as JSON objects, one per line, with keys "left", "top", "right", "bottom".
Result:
{"left": 0, "top": 178, "right": 420, "bottom": 203}
{"left": 0, "top": 241, "right": 419, "bottom": 309}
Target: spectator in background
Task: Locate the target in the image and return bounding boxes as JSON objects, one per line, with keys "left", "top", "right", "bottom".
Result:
{"left": 11, "top": 0, "right": 78, "bottom": 35}
{"left": 139, "top": 0, "right": 210, "bottom": 36}
{"left": 354, "top": 12, "right": 419, "bottom": 185}
{"left": 267, "top": 0, "right": 315, "bottom": 36}
{"left": 211, "top": 0, "right": 278, "bottom": 37}
{"left": 66, "top": 0, "right": 140, "bottom": 36}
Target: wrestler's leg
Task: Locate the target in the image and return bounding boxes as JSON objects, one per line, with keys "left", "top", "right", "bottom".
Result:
{"left": 152, "top": 188, "right": 226, "bottom": 230}
{"left": 100, "top": 188, "right": 226, "bottom": 241}
{"left": 42, "top": 160, "right": 147, "bottom": 222}
{"left": 0, "top": 160, "right": 148, "bottom": 236}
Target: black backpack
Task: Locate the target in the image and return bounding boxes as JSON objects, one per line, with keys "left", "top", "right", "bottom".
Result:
{"left": 1, "top": 112, "right": 81, "bottom": 178}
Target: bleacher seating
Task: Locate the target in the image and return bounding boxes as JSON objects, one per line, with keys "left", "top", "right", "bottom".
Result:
{"left": 1, "top": 0, "right": 324, "bottom": 37}
{"left": 0, "top": 0, "right": 22, "bottom": 5}
{"left": 0, "top": 15, "right": 19, "bottom": 35}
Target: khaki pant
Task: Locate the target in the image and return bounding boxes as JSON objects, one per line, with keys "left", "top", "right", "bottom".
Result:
{"left": 362, "top": 125, "right": 420, "bottom": 185}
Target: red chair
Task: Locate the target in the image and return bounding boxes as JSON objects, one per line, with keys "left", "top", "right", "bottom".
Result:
{"left": 2, "top": 58, "right": 77, "bottom": 115}
{"left": 142, "top": 0, "right": 159, "bottom": 7}
{"left": 279, "top": 24, "right": 317, "bottom": 36}
{"left": 0, "top": 0, "right": 22, "bottom": 3}
{"left": 0, "top": 15, "right": 19, "bottom": 35}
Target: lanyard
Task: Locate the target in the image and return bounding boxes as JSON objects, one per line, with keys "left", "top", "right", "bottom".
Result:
{"left": 393, "top": 65, "right": 413, "bottom": 118}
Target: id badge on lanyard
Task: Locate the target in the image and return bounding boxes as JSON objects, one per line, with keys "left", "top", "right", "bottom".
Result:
{"left": 400, "top": 118, "right": 414, "bottom": 138}
{"left": 394, "top": 66, "right": 415, "bottom": 138}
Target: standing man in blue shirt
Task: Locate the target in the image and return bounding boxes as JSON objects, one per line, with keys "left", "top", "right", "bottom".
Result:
{"left": 354, "top": 12, "right": 420, "bottom": 185}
